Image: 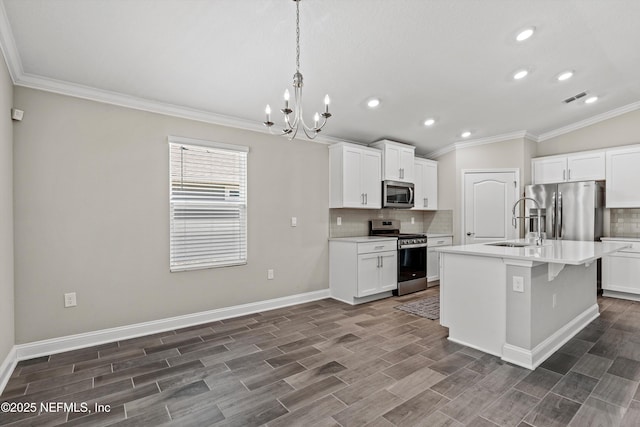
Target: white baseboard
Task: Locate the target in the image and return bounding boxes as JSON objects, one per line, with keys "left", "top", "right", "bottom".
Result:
{"left": 0, "top": 346, "right": 17, "bottom": 395}
{"left": 447, "top": 336, "right": 502, "bottom": 358}
{"left": 13, "top": 288, "right": 331, "bottom": 363}
{"left": 502, "top": 303, "right": 599, "bottom": 370}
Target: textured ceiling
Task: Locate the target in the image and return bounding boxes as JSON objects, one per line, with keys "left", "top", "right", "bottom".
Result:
{"left": 2, "top": 0, "right": 640, "bottom": 155}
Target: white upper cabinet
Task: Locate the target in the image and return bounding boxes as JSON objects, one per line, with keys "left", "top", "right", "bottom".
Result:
{"left": 532, "top": 150, "right": 605, "bottom": 184}
{"left": 413, "top": 158, "right": 438, "bottom": 210}
{"left": 532, "top": 157, "right": 567, "bottom": 184}
{"left": 329, "top": 142, "right": 381, "bottom": 209}
{"left": 369, "top": 140, "right": 415, "bottom": 183}
{"left": 567, "top": 151, "right": 606, "bottom": 181}
{"left": 606, "top": 145, "right": 640, "bottom": 208}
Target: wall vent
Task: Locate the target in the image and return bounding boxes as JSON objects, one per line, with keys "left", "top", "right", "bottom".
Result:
{"left": 564, "top": 91, "right": 587, "bottom": 104}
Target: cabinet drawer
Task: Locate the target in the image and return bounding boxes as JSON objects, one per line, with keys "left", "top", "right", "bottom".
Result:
{"left": 358, "top": 241, "right": 397, "bottom": 254}
{"left": 428, "top": 236, "right": 453, "bottom": 247}
{"left": 620, "top": 242, "right": 640, "bottom": 253}
{"left": 606, "top": 241, "right": 640, "bottom": 253}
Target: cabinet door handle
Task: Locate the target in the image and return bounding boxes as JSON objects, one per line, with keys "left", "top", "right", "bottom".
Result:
{"left": 380, "top": 256, "right": 383, "bottom": 268}
{"left": 377, "top": 256, "right": 381, "bottom": 268}
{"left": 568, "top": 169, "right": 571, "bottom": 180}
{"left": 563, "top": 170, "right": 566, "bottom": 181}
{"left": 365, "top": 193, "right": 368, "bottom": 204}
{"left": 361, "top": 193, "right": 365, "bottom": 204}
{"left": 425, "top": 198, "right": 428, "bottom": 207}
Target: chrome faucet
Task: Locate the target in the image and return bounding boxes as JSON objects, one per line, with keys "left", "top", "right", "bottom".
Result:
{"left": 512, "top": 197, "right": 543, "bottom": 246}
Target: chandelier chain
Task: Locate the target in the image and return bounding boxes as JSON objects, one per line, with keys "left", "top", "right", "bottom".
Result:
{"left": 295, "top": 0, "right": 300, "bottom": 72}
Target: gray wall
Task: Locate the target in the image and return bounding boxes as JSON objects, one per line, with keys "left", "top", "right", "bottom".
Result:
{"left": 13, "top": 87, "right": 329, "bottom": 344}
{"left": 436, "top": 138, "right": 537, "bottom": 244}
{"left": 0, "top": 50, "right": 14, "bottom": 362}
{"left": 536, "top": 109, "right": 640, "bottom": 157}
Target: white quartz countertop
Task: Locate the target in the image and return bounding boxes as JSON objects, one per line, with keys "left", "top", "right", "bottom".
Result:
{"left": 329, "top": 236, "right": 397, "bottom": 243}
{"left": 436, "top": 239, "right": 631, "bottom": 265}
{"left": 601, "top": 237, "right": 640, "bottom": 242}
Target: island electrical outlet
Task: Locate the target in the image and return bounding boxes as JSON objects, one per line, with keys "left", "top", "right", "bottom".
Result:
{"left": 512, "top": 276, "right": 524, "bottom": 293}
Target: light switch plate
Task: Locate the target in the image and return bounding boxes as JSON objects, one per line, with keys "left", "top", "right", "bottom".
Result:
{"left": 291, "top": 217, "right": 297, "bottom": 227}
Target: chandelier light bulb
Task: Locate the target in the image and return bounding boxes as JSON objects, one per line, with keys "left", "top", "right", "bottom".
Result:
{"left": 265, "top": 104, "right": 271, "bottom": 120}
{"left": 284, "top": 89, "right": 290, "bottom": 101}
{"left": 314, "top": 112, "right": 320, "bottom": 128}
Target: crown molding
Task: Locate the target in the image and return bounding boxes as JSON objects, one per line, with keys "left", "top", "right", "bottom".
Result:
{"left": 427, "top": 130, "right": 538, "bottom": 159}
{"left": 15, "top": 73, "right": 355, "bottom": 146}
{"left": 538, "top": 100, "right": 640, "bottom": 142}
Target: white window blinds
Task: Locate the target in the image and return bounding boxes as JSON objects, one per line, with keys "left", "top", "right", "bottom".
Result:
{"left": 169, "top": 138, "right": 248, "bottom": 272}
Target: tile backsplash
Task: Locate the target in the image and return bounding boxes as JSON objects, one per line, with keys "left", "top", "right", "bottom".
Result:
{"left": 610, "top": 209, "right": 640, "bottom": 238}
{"left": 329, "top": 209, "right": 453, "bottom": 238}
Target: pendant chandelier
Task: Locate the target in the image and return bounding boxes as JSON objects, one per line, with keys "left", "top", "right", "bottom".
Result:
{"left": 263, "top": 0, "right": 331, "bottom": 140}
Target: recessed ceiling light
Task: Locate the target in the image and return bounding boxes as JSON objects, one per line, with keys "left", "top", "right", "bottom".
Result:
{"left": 585, "top": 96, "right": 598, "bottom": 104}
{"left": 424, "top": 118, "right": 435, "bottom": 127}
{"left": 461, "top": 131, "right": 471, "bottom": 138}
{"left": 367, "top": 98, "right": 380, "bottom": 108}
{"left": 557, "top": 71, "right": 574, "bottom": 81}
{"left": 513, "top": 69, "right": 529, "bottom": 80}
{"left": 516, "top": 27, "right": 535, "bottom": 42}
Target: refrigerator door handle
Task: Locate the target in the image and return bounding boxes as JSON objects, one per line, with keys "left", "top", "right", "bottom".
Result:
{"left": 558, "top": 192, "right": 563, "bottom": 239}
{"left": 551, "top": 192, "right": 556, "bottom": 239}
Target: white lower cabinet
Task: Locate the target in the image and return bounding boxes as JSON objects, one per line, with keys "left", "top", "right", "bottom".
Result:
{"left": 357, "top": 252, "right": 397, "bottom": 296}
{"left": 330, "top": 238, "right": 397, "bottom": 304}
{"left": 426, "top": 236, "right": 453, "bottom": 282}
{"left": 602, "top": 240, "right": 640, "bottom": 300}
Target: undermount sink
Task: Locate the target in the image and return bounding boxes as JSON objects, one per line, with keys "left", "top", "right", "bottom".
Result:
{"left": 486, "top": 242, "right": 529, "bottom": 248}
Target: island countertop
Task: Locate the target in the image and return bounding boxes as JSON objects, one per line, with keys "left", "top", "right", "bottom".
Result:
{"left": 436, "top": 239, "right": 630, "bottom": 265}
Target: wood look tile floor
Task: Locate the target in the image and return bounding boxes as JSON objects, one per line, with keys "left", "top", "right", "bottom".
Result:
{"left": 2, "top": 288, "right": 640, "bottom": 426}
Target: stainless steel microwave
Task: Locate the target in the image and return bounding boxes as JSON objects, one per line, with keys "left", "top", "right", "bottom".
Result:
{"left": 382, "top": 180, "right": 414, "bottom": 208}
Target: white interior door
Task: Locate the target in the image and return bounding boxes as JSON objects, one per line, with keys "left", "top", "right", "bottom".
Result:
{"left": 463, "top": 171, "right": 519, "bottom": 244}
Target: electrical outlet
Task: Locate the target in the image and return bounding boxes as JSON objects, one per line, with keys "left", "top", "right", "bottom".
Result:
{"left": 553, "top": 293, "right": 557, "bottom": 308}
{"left": 64, "top": 292, "right": 77, "bottom": 308}
{"left": 267, "top": 269, "right": 274, "bottom": 280}
{"left": 291, "top": 217, "right": 297, "bottom": 227}
{"left": 512, "top": 276, "right": 524, "bottom": 293}
{"left": 337, "top": 217, "right": 342, "bottom": 226}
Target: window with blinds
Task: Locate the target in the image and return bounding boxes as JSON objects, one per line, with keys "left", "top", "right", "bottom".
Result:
{"left": 169, "top": 138, "right": 248, "bottom": 272}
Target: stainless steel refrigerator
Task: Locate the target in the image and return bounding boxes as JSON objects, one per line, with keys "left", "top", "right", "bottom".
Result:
{"left": 524, "top": 181, "right": 605, "bottom": 241}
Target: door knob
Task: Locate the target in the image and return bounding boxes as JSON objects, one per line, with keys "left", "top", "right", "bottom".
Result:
{"left": 466, "top": 232, "right": 475, "bottom": 236}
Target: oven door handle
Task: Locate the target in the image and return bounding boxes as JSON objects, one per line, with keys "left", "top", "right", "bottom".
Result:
{"left": 399, "top": 243, "right": 428, "bottom": 249}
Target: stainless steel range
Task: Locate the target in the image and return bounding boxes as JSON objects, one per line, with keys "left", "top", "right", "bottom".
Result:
{"left": 369, "top": 220, "right": 428, "bottom": 296}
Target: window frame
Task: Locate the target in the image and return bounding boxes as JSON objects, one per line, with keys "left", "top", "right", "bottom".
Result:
{"left": 168, "top": 136, "right": 249, "bottom": 272}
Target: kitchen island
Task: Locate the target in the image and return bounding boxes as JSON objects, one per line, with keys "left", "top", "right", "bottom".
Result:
{"left": 437, "top": 239, "right": 630, "bottom": 369}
